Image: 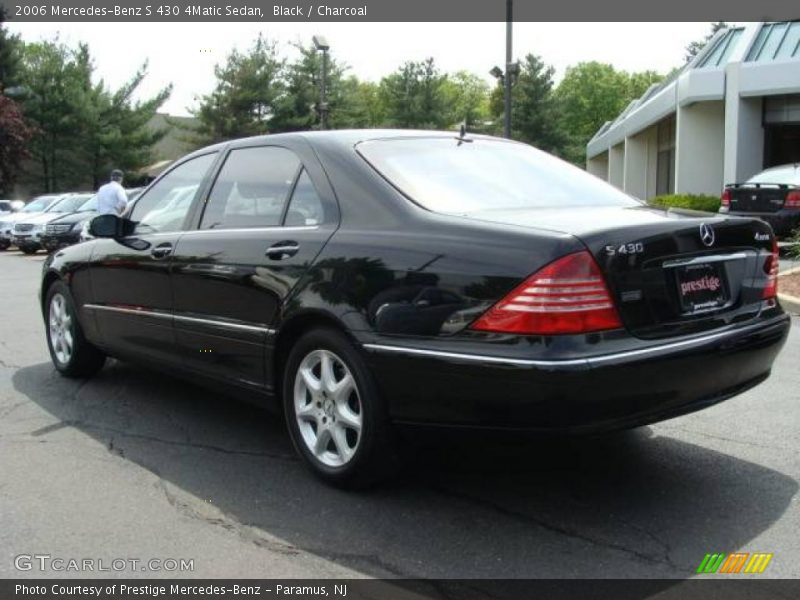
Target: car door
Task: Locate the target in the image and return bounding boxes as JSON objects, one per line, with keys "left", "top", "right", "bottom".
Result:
{"left": 85, "top": 152, "right": 219, "bottom": 363}
{"left": 169, "top": 142, "right": 339, "bottom": 390}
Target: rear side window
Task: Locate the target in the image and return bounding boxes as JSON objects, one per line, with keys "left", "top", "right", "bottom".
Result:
{"left": 201, "top": 146, "right": 301, "bottom": 230}
{"left": 284, "top": 169, "right": 325, "bottom": 226}
{"left": 358, "top": 138, "right": 639, "bottom": 214}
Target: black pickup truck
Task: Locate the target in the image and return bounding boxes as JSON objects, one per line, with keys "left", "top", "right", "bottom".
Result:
{"left": 720, "top": 164, "right": 800, "bottom": 237}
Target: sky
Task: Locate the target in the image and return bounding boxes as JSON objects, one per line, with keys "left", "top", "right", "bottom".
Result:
{"left": 6, "top": 22, "right": 718, "bottom": 116}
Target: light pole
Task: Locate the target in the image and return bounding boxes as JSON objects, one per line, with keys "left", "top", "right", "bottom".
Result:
{"left": 312, "top": 35, "right": 330, "bottom": 130}
{"left": 490, "top": 1, "right": 516, "bottom": 139}
{"left": 504, "top": 0, "right": 513, "bottom": 139}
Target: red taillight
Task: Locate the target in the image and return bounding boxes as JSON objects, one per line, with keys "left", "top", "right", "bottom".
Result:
{"left": 785, "top": 190, "right": 800, "bottom": 208}
{"left": 470, "top": 251, "right": 623, "bottom": 335}
{"left": 721, "top": 188, "right": 732, "bottom": 208}
{"left": 762, "top": 238, "right": 779, "bottom": 299}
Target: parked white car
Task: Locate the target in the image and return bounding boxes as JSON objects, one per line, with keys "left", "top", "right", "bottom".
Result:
{"left": 12, "top": 193, "right": 93, "bottom": 254}
{"left": 0, "top": 194, "right": 65, "bottom": 251}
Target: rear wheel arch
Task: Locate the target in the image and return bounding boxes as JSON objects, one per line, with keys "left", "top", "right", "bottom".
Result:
{"left": 41, "top": 270, "right": 63, "bottom": 314}
{"left": 272, "top": 311, "right": 360, "bottom": 401}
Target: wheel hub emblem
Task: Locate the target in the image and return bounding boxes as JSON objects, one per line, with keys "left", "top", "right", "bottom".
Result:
{"left": 323, "top": 399, "right": 335, "bottom": 417}
{"left": 699, "top": 223, "right": 715, "bottom": 247}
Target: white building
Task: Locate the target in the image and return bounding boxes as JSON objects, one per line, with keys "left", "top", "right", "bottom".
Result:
{"left": 586, "top": 22, "right": 800, "bottom": 200}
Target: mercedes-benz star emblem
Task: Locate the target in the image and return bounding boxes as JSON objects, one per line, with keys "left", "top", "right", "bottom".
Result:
{"left": 699, "top": 223, "right": 715, "bottom": 247}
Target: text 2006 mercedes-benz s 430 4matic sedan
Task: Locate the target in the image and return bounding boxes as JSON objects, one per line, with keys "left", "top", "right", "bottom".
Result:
{"left": 40, "top": 130, "right": 790, "bottom": 487}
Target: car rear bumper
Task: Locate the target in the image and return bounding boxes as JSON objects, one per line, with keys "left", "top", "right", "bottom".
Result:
{"left": 721, "top": 208, "right": 800, "bottom": 237}
{"left": 363, "top": 314, "right": 791, "bottom": 432}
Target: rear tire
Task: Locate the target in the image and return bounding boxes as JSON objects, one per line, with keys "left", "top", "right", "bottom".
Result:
{"left": 45, "top": 281, "right": 106, "bottom": 378}
{"left": 283, "top": 327, "right": 399, "bottom": 488}
{"left": 0, "top": 240, "right": 9, "bottom": 251}
{"left": 20, "top": 246, "right": 38, "bottom": 255}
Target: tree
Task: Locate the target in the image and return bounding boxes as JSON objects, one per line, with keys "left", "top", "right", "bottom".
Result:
{"left": 379, "top": 58, "right": 449, "bottom": 129}
{"left": 0, "top": 7, "right": 22, "bottom": 93}
{"left": 84, "top": 63, "right": 172, "bottom": 188}
{"left": 555, "top": 62, "right": 663, "bottom": 165}
{"left": 441, "top": 71, "right": 490, "bottom": 130}
{"left": 18, "top": 39, "right": 171, "bottom": 192}
{"left": 270, "top": 42, "right": 356, "bottom": 132}
{"left": 191, "top": 35, "right": 284, "bottom": 144}
{"left": 334, "top": 78, "right": 384, "bottom": 128}
{"left": 685, "top": 22, "right": 728, "bottom": 63}
{"left": 0, "top": 95, "right": 34, "bottom": 195}
{"left": 491, "top": 54, "right": 565, "bottom": 154}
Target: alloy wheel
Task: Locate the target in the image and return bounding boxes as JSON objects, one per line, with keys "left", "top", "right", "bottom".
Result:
{"left": 48, "top": 293, "right": 74, "bottom": 365}
{"left": 293, "top": 349, "right": 363, "bottom": 467}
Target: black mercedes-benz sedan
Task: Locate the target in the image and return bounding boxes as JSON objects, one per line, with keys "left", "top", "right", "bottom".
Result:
{"left": 40, "top": 130, "right": 790, "bottom": 486}
{"left": 719, "top": 163, "right": 800, "bottom": 237}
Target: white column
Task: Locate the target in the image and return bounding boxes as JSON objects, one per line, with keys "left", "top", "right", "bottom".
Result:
{"left": 608, "top": 143, "right": 625, "bottom": 190}
{"left": 675, "top": 100, "right": 725, "bottom": 195}
{"left": 586, "top": 152, "right": 609, "bottom": 181}
{"left": 724, "top": 64, "right": 764, "bottom": 184}
{"left": 623, "top": 127, "right": 658, "bottom": 200}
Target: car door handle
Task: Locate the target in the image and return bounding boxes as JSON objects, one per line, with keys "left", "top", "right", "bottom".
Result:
{"left": 151, "top": 243, "right": 173, "bottom": 259}
{"left": 266, "top": 241, "right": 299, "bottom": 260}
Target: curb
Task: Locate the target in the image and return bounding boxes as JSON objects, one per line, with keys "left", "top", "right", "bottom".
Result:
{"left": 777, "top": 268, "right": 800, "bottom": 315}
{"left": 778, "top": 293, "right": 800, "bottom": 315}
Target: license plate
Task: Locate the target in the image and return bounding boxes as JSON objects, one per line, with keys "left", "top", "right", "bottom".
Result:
{"left": 675, "top": 262, "right": 729, "bottom": 313}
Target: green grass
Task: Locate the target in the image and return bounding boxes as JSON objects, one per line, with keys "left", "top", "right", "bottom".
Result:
{"left": 648, "top": 194, "right": 721, "bottom": 213}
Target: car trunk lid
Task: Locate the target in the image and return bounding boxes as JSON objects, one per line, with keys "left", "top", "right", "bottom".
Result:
{"left": 459, "top": 205, "right": 776, "bottom": 339}
{"left": 726, "top": 184, "right": 797, "bottom": 213}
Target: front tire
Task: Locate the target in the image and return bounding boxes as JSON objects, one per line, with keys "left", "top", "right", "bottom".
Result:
{"left": 45, "top": 281, "right": 106, "bottom": 378}
{"left": 20, "top": 245, "right": 38, "bottom": 255}
{"left": 283, "top": 328, "right": 398, "bottom": 488}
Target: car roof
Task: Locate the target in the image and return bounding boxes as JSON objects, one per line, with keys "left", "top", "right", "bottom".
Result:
{"left": 184, "top": 129, "right": 506, "bottom": 158}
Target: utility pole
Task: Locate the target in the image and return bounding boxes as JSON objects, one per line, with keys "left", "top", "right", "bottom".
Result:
{"left": 313, "top": 35, "right": 330, "bottom": 130}
{"left": 504, "top": 0, "right": 513, "bottom": 139}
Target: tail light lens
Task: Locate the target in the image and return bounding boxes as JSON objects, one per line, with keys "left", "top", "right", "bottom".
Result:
{"left": 721, "top": 188, "right": 732, "bottom": 208}
{"left": 762, "top": 238, "right": 779, "bottom": 299}
{"left": 470, "top": 251, "right": 623, "bottom": 335}
{"left": 785, "top": 190, "right": 800, "bottom": 208}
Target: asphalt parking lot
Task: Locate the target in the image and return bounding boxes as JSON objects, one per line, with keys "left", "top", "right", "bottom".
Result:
{"left": 1, "top": 250, "right": 799, "bottom": 580}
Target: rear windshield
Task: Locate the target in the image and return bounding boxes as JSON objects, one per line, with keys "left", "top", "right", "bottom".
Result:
{"left": 747, "top": 165, "right": 800, "bottom": 186}
{"left": 357, "top": 138, "right": 639, "bottom": 214}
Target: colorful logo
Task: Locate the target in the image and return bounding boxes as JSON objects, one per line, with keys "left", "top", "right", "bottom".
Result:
{"left": 696, "top": 552, "right": 773, "bottom": 574}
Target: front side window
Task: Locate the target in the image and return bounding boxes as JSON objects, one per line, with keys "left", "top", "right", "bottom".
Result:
{"left": 200, "top": 146, "right": 301, "bottom": 230}
{"left": 131, "top": 153, "right": 217, "bottom": 234}
{"left": 358, "top": 138, "right": 640, "bottom": 215}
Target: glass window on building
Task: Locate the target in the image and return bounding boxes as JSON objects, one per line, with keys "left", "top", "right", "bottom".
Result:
{"left": 656, "top": 116, "right": 676, "bottom": 196}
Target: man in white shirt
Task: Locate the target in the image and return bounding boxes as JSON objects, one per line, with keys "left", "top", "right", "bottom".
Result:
{"left": 96, "top": 170, "right": 128, "bottom": 215}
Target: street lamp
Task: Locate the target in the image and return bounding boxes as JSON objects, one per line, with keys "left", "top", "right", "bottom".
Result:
{"left": 504, "top": 0, "right": 513, "bottom": 139}
{"left": 488, "top": 1, "right": 516, "bottom": 138}
{"left": 312, "top": 35, "right": 330, "bottom": 130}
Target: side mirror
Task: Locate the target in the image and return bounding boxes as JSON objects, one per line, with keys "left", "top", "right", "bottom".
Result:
{"left": 89, "top": 214, "right": 125, "bottom": 238}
